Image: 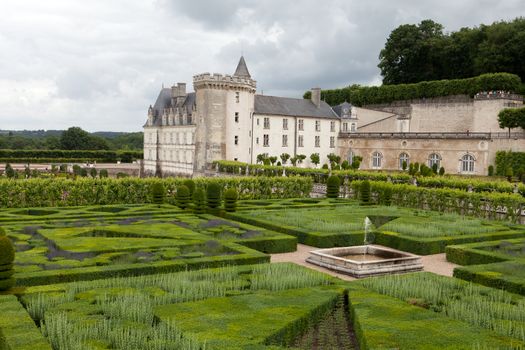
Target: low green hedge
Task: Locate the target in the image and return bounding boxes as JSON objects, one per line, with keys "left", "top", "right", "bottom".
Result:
{"left": 0, "top": 176, "right": 313, "bottom": 208}
{"left": 214, "top": 160, "right": 525, "bottom": 197}
{"left": 454, "top": 260, "right": 525, "bottom": 296}
{"left": 0, "top": 295, "right": 52, "bottom": 350}
{"left": 445, "top": 238, "right": 525, "bottom": 265}
{"left": 238, "top": 236, "right": 297, "bottom": 254}
{"left": 15, "top": 243, "right": 268, "bottom": 286}
{"left": 0, "top": 149, "right": 142, "bottom": 163}
{"left": 302, "top": 72, "right": 522, "bottom": 106}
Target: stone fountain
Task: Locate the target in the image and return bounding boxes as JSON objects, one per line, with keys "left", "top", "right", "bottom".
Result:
{"left": 306, "top": 216, "right": 423, "bottom": 278}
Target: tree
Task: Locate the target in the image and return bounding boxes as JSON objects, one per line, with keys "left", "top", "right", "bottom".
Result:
{"left": 351, "top": 156, "right": 362, "bottom": 170}
{"left": 268, "top": 156, "right": 278, "bottom": 165}
{"left": 297, "top": 154, "right": 306, "bottom": 164}
{"left": 498, "top": 107, "right": 525, "bottom": 136}
{"left": 310, "top": 153, "right": 320, "bottom": 167}
{"left": 290, "top": 156, "right": 299, "bottom": 167}
{"left": 175, "top": 185, "right": 191, "bottom": 209}
{"left": 224, "top": 188, "right": 239, "bottom": 212}
{"left": 326, "top": 175, "right": 340, "bottom": 198}
{"left": 60, "top": 127, "right": 92, "bottom": 150}
{"left": 280, "top": 153, "right": 290, "bottom": 165}
{"left": 4, "top": 163, "right": 15, "bottom": 178}
{"left": 256, "top": 154, "right": 268, "bottom": 164}
{"left": 327, "top": 153, "right": 341, "bottom": 165}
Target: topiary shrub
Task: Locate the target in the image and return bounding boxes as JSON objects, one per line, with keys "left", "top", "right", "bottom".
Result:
{"left": 326, "top": 175, "right": 341, "bottom": 198}
{"left": 193, "top": 188, "right": 206, "bottom": 214}
{"left": 224, "top": 188, "right": 239, "bottom": 212}
{"left": 432, "top": 163, "right": 438, "bottom": 174}
{"left": 439, "top": 167, "right": 445, "bottom": 176}
{"left": 183, "top": 179, "right": 196, "bottom": 197}
{"left": 176, "top": 185, "right": 191, "bottom": 209}
{"left": 0, "top": 234, "right": 15, "bottom": 291}
{"left": 99, "top": 169, "right": 109, "bottom": 178}
{"left": 90, "top": 168, "right": 97, "bottom": 178}
{"left": 360, "top": 180, "right": 371, "bottom": 205}
{"left": 206, "top": 183, "right": 222, "bottom": 209}
{"left": 505, "top": 167, "right": 514, "bottom": 182}
{"left": 488, "top": 165, "right": 494, "bottom": 177}
{"left": 151, "top": 182, "right": 165, "bottom": 204}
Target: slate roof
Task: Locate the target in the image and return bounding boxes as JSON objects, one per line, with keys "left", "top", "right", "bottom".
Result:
{"left": 233, "top": 56, "right": 251, "bottom": 78}
{"left": 254, "top": 95, "right": 339, "bottom": 119}
{"left": 148, "top": 89, "right": 196, "bottom": 126}
{"left": 332, "top": 102, "right": 353, "bottom": 118}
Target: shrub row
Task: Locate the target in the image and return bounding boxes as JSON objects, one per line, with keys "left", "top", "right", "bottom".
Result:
{"left": 0, "top": 295, "right": 52, "bottom": 350}
{"left": 0, "top": 176, "right": 312, "bottom": 208}
{"left": 454, "top": 261, "right": 525, "bottom": 296}
{"left": 15, "top": 242, "right": 268, "bottom": 286}
{"left": 0, "top": 149, "right": 143, "bottom": 163}
{"left": 445, "top": 239, "right": 522, "bottom": 266}
{"left": 215, "top": 160, "right": 525, "bottom": 196}
{"left": 302, "top": 73, "right": 522, "bottom": 106}
{"left": 495, "top": 151, "right": 525, "bottom": 176}
{"left": 349, "top": 180, "right": 525, "bottom": 222}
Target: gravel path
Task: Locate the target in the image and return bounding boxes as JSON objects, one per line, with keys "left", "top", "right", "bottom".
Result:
{"left": 270, "top": 244, "right": 458, "bottom": 281}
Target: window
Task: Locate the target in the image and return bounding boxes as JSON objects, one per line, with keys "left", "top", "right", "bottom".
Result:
{"left": 315, "top": 120, "right": 321, "bottom": 132}
{"left": 148, "top": 149, "right": 152, "bottom": 159}
{"left": 399, "top": 153, "right": 409, "bottom": 169}
{"left": 298, "top": 135, "right": 304, "bottom": 147}
{"left": 234, "top": 135, "right": 238, "bottom": 145}
{"left": 187, "top": 115, "right": 192, "bottom": 124}
{"left": 235, "top": 92, "right": 240, "bottom": 103}
{"left": 298, "top": 119, "right": 304, "bottom": 131}
{"left": 351, "top": 123, "right": 356, "bottom": 132}
{"left": 315, "top": 136, "right": 320, "bottom": 147}
{"left": 461, "top": 154, "right": 475, "bottom": 173}
{"left": 372, "top": 151, "right": 383, "bottom": 168}
{"left": 347, "top": 150, "right": 354, "bottom": 164}
{"left": 263, "top": 134, "right": 269, "bottom": 147}
{"left": 342, "top": 122, "right": 348, "bottom": 132}
{"left": 283, "top": 118, "right": 288, "bottom": 130}
{"left": 257, "top": 118, "right": 260, "bottom": 126}
{"left": 282, "top": 134, "right": 288, "bottom": 147}
{"left": 330, "top": 136, "right": 335, "bottom": 148}
{"left": 330, "top": 121, "right": 335, "bottom": 132}
{"left": 428, "top": 153, "right": 441, "bottom": 168}
{"left": 263, "top": 117, "right": 270, "bottom": 129}
{"left": 235, "top": 112, "right": 239, "bottom": 123}
{"left": 170, "top": 133, "right": 173, "bottom": 144}
{"left": 256, "top": 137, "right": 259, "bottom": 145}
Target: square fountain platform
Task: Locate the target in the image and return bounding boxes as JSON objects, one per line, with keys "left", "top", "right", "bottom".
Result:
{"left": 306, "top": 245, "right": 423, "bottom": 278}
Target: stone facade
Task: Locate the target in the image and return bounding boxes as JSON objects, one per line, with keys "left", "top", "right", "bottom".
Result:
{"left": 144, "top": 58, "right": 525, "bottom": 177}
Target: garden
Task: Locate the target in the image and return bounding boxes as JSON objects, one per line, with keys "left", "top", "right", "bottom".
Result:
{"left": 1, "top": 176, "right": 525, "bottom": 349}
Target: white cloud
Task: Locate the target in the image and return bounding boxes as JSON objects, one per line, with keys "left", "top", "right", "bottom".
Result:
{"left": 0, "top": 0, "right": 524, "bottom": 131}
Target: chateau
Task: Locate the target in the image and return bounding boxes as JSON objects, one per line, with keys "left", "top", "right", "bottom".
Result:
{"left": 144, "top": 57, "right": 525, "bottom": 176}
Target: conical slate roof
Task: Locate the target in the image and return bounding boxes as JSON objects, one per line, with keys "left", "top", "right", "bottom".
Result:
{"left": 233, "top": 56, "right": 251, "bottom": 78}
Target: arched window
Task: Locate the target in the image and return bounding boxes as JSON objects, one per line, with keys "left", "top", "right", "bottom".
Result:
{"left": 461, "top": 154, "right": 475, "bottom": 173}
{"left": 428, "top": 153, "right": 441, "bottom": 168}
{"left": 399, "top": 153, "right": 409, "bottom": 169}
{"left": 372, "top": 151, "right": 383, "bottom": 168}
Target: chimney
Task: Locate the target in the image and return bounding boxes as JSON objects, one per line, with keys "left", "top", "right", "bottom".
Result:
{"left": 177, "top": 82, "right": 186, "bottom": 96}
{"left": 311, "top": 87, "right": 321, "bottom": 107}
{"left": 171, "top": 85, "right": 179, "bottom": 98}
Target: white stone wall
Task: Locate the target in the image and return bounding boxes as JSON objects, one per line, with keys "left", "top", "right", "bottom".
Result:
{"left": 252, "top": 114, "right": 339, "bottom": 167}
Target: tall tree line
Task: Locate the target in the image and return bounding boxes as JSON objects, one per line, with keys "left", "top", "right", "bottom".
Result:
{"left": 379, "top": 18, "right": 525, "bottom": 85}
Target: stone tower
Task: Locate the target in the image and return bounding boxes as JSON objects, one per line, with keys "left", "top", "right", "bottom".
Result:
{"left": 193, "top": 56, "right": 257, "bottom": 173}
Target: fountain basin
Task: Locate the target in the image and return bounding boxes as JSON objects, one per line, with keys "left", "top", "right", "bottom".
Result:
{"left": 306, "top": 245, "right": 423, "bottom": 278}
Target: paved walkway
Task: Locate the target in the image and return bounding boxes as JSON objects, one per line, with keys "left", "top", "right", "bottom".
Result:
{"left": 270, "top": 244, "right": 458, "bottom": 281}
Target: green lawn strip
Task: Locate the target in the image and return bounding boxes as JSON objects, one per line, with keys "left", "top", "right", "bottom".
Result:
{"left": 14, "top": 242, "right": 268, "bottom": 286}
{"left": 454, "top": 260, "right": 525, "bottom": 295}
{"left": 155, "top": 285, "right": 343, "bottom": 350}
{"left": 0, "top": 295, "right": 51, "bottom": 350}
{"left": 347, "top": 283, "right": 524, "bottom": 349}
{"left": 446, "top": 237, "right": 525, "bottom": 265}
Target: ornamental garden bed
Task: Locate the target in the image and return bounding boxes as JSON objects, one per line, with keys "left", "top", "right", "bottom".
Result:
{"left": 2, "top": 205, "right": 297, "bottom": 286}
{"left": 2, "top": 265, "right": 524, "bottom": 350}
{"left": 227, "top": 201, "right": 523, "bottom": 254}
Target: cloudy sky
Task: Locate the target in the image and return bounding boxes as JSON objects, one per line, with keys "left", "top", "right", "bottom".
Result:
{"left": 1, "top": 1, "right": 524, "bottom": 132}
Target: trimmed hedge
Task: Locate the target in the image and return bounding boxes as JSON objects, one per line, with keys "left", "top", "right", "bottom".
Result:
{"left": 0, "top": 177, "right": 313, "bottom": 208}
{"left": 350, "top": 180, "right": 525, "bottom": 222}
{"left": 454, "top": 261, "right": 525, "bottom": 296}
{"left": 215, "top": 160, "right": 525, "bottom": 197}
{"left": 14, "top": 242, "right": 269, "bottom": 286}
{"left": 445, "top": 239, "right": 525, "bottom": 265}
{"left": 0, "top": 149, "right": 142, "bottom": 163}
{"left": 302, "top": 72, "right": 522, "bottom": 106}
{"left": 0, "top": 295, "right": 52, "bottom": 350}
{"left": 495, "top": 151, "right": 525, "bottom": 176}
